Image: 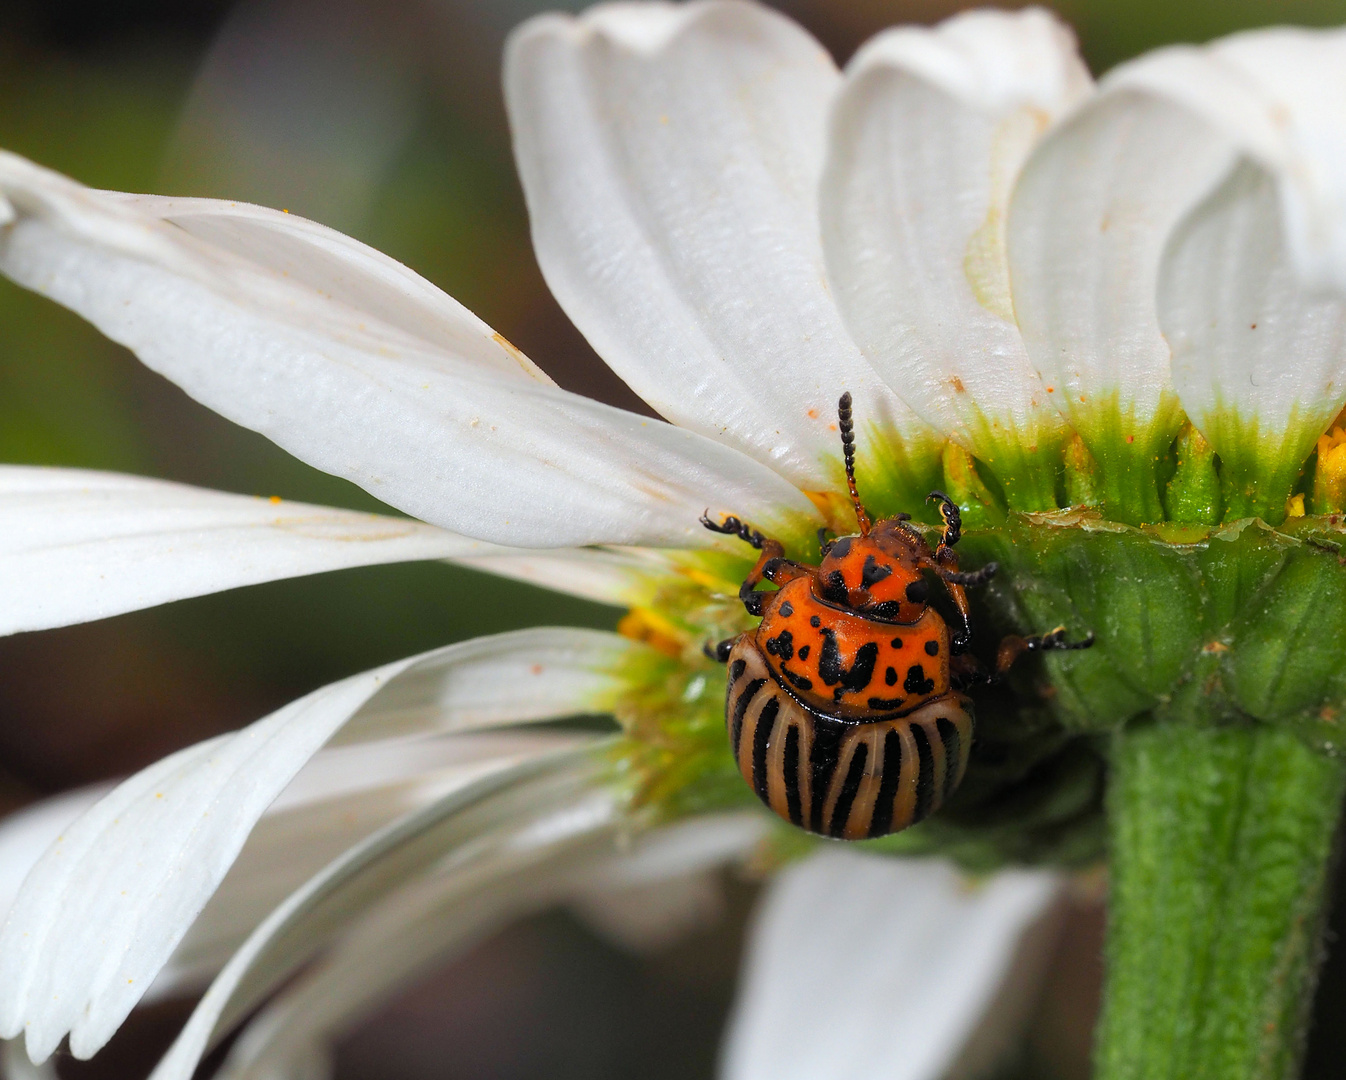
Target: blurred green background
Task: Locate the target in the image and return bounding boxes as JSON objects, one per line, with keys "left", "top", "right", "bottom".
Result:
{"left": 4, "top": 1, "right": 1346, "bottom": 1078}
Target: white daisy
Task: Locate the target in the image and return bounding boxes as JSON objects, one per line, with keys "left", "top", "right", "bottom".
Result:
{"left": 0, "top": 3, "right": 1344, "bottom": 1078}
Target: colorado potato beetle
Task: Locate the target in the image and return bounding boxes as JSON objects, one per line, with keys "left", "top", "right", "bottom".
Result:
{"left": 703, "top": 393, "right": 1092, "bottom": 840}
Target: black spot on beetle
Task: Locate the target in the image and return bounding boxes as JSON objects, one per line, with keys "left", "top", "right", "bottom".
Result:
{"left": 829, "top": 537, "right": 853, "bottom": 560}
{"left": 885, "top": 666, "right": 898, "bottom": 686}
{"left": 779, "top": 601, "right": 794, "bottom": 617}
{"left": 818, "top": 631, "right": 879, "bottom": 696}
{"left": 868, "top": 600, "right": 905, "bottom": 621}
{"left": 867, "top": 695, "right": 905, "bottom": 710}
{"left": 810, "top": 615, "right": 822, "bottom": 628}
{"left": 782, "top": 667, "right": 814, "bottom": 692}
{"left": 890, "top": 637, "right": 903, "bottom": 649}
{"left": 861, "top": 555, "right": 892, "bottom": 589}
{"left": 905, "top": 579, "right": 929, "bottom": 604}
{"left": 765, "top": 630, "right": 794, "bottom": 661}
{"left": 925, "top": 639, "right": 939, "bottom": 656}
{"left": 821, "top": 570, "right": 849, "bottom": 605}
{"left": 798, "top": 644, "right": 810, "bottom": 661}
{"left": 904, "top": 664, "right": 936, "bottom": 696}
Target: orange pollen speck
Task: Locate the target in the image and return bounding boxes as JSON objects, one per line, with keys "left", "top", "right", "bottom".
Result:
{"left": 530, "top": 663, "right": 543, "bottom": 675}
{"left": 807, "top": 408, "right": 819, "bottom": 419}
{"left": 269, "top": 494, "right": 282, "bottom": 504}
{"left": 1046, "top": 386, "right": 1055, "bottom": 393}
{"left": 1126, "top": 435, "right": 1135, "bottom": 444}
{"left": 950, "top": 376, "right": 966, "bottom": 393}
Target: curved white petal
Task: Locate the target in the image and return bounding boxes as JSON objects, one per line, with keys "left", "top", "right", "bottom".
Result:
{"left": 161, "top": 729, "right": 594, "bottom": 998}
{"left": 212, "top": 814, "right": 763, "bottom": 1080}
{"left": 1006, "top": 83, "right": 1233, "bottom": 493}
{"left": 1160, "top": 162, "right": 1346, "bottom": 510}
{"left": 0, "top": 153, "right": 818, "bottom": 549}
{"left": 0, "top": 628, "right": 641, "bottom": 1062}
{"left": 1109, "top": 30, "right": 1346, "bottom": 513}
{"left": 821, "top": 9, "right": 1088, "bottom": 504}
{"left": 505, "top": 1, "right": 935, "bottom": 491}
{"left": 0, "top": 466, "right": 535, "bottom": 636}
{"left": 721, "top": 851, "right": 1062, "bottom": 1080}
{"left": 0, "top": 785, "right": 112, "bottom": 920}
{"left": 148, "top": 750, "right": 610, "bottom": 1080}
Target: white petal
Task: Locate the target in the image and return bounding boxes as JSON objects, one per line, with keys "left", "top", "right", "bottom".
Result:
{"left": 1159, "top": 161, "right": 1346, "bottom": 503}
{"left": 0, "top": 466, "right": 522, "bottom": 636}
{"left": 161, "top": 730, "right": 593, "bottom": 998}
{"left": 1007, "top": 79, "right": 1234, "bottom": 469}
{"left": 721, "top": 851, "right": 1061, "bottom": 1080}
{"left": 212, "top": 813, "right": 762, "bottom": 1080}
{"left": 821, "top": 9, "right": 1088, "bottom": 503}
{"left": 1105, "top": 31, "right": 1346, "bottom": 505}
{"left": 0, "top": 153, "right": 819, "bottom": 549}
{"left": 0, "top": 627, "right": 638, "bottom": 1061}
{"left": 148, "top": 750, "right": 610, "bottom": 1080}
{"left": 450, "top": 544, "right": 669, "bottom": 610}
{"left": 1109, "top": 28, "right": 1346, "bottom": 294}
{"left": 0, "top": 785, "right": 112, "bottom": 920}
{"left": 505, "top": 1, "right": 934, "bottom": 490}
{"left": 331, "top": 627, "right": 638, "bottom": 744}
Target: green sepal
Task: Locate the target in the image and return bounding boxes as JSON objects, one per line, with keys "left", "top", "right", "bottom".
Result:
{"left": 1165, "top": 422, "right": 1222, "bottom": 524}
{"left": 1064, "top": 433, "right": 1103, "bottom": 508}
{"left": 941, "top": 442, "right": 1007, "bottom": 530}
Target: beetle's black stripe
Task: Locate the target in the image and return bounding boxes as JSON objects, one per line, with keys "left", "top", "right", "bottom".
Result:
{"left": 731, "top": 678, "right": 766, "bottom": 758}
{"left": 808, "top": 716, "right": 845, "bottom": 833}
{"left": 751, "top": 695, "right": 780, "bottom": 805}
{"left": 911, "top": 723, "right": 936, "bottom": 823}
{"left": 867, "top": 728, "right": 905, "bottom": 838}
{"left": 936, "top": 717, "right": 962, "bottom": 800}
{"left": 828, "top": 741, "right": 868, "bottom": 838}
{"left": 782, "top": 725, "right": 803, "bottom": 826}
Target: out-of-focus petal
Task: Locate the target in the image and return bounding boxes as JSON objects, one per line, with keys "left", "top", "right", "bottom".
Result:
{"left": 160, "top": 729, "right": 593, "bottom": 997}
{"left": 0, "top": 153, "right": 819, "bottom": 549}
{"left": 0, "top": 628, "right": 641, "bottom": 1062}
{"left": 505, "top": 1, "right": 936, "bottom": 493}
{"left": 209, "top": 814, "right": 765, "bottom": 1080}
{"left": 0, "top": 786, "right": 112, "bottom": 920}
{"left": 720, "top": 850, "right": 1062, "bottom": 1080}
{"left": 821, "top": 8, "right": 1088, "bottom": 507}
{"left": 148, "top": 750, "right": 613, "bottom": 1080}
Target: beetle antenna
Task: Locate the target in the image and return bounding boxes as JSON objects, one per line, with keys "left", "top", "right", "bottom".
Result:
{"left": 837, "top": 392, "right": 871, "bottom": 536}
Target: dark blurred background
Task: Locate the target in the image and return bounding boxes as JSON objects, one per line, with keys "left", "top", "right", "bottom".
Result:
{"left": 4, "top": 1, "right": 1346, "bottom": 1077}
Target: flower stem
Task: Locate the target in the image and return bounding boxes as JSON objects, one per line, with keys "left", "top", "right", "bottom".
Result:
{"left": 1097, "top": 723, "right": 1345, "bottom": 1080}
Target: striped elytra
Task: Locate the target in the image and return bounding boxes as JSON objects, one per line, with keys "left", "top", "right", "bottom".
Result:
{"left": 725, "top": 639, "right": 972, "bottom": 840}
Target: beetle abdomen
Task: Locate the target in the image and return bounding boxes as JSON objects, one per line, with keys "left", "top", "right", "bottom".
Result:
{"left": 725, "top": 639, "right": 972, "bottom": 840}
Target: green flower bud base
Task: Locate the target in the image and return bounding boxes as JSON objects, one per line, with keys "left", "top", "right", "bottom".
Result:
{"left": 1098, "top": 724, "right": 1345, "bottom": 1080}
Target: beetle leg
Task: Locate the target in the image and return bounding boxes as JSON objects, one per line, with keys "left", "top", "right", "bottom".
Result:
{"left": 996, "top": 627, "right": 1095, "bottom": 675}
{"left": 939, "top": 562, "right": 998, "bottom": 588}
{"left": 950, "top": 651, "right": 991, "bottom": 689}
{"left": 701, "top": 512, "right": 767, "bottom": 549}
{"left": 701, "top": 513, "right": 814, "bottom": 616}
{"left": 926, "top": 491, "right": 962, "bottom": 554}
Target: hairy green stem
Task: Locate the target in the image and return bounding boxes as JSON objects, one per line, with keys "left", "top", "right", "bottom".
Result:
{"left": 1097, "top": 724, "right": 1345, "bottom": 1080}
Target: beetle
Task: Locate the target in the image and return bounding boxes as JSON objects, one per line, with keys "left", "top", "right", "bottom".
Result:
{"left": 702, "top": 393, "right": 1092, "bottom": 840}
